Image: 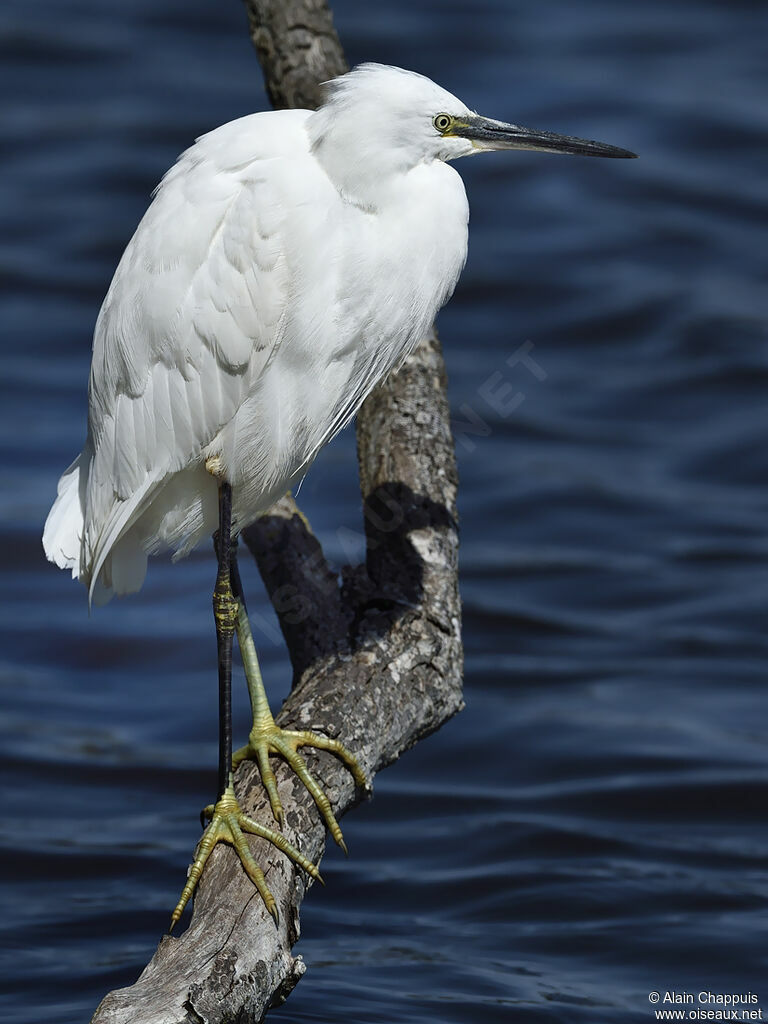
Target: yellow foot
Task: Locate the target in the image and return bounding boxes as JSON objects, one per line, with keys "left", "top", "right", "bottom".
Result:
{"left": 233, "top": 725, "right": 368, "bottom": 854}
{"left": 169, "top": 781, "right": 322, "bottom": 931}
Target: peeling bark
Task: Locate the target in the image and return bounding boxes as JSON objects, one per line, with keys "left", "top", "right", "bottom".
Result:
{"left": 90, "top": 3, "right": 462, "bottom": 1020}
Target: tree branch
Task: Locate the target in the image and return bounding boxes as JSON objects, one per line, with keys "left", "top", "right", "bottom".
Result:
{"left": 90, "top": 2, "right": 463, "bottom": 1020}
{"left": 241, "top": 494, "right": 351, "bottom": 680}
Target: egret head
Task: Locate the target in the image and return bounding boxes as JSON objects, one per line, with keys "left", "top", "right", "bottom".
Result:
{"left": 310, "top": 64, "right": 478, "bottom": 167}
{"left": 309, "top": 64, "right": 635, "bottom": 205}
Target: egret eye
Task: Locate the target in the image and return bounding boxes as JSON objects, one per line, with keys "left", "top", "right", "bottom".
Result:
{"left": 433, "top": 113, "right": 452, "bottom": 134}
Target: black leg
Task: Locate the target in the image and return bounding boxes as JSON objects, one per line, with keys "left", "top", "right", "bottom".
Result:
{"left": 171, "top": 483, "right": 324, "bottom": 928}
{"left": 213, "top": 482, "right": 236, "bottom": 802}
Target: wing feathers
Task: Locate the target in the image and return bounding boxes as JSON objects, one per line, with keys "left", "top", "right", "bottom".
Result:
{"left": 80, "top": 114, "right": 310, "bottom": 591}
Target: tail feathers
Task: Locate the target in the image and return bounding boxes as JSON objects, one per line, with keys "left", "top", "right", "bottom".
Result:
{"left": 90, "top": 530, "right": 149, "bottom": 607}
{"left": 43, "top": 451, "right": 153, "bottom": 606}
{"left": 43, "top": 454, "right": 86, "bottom": 578}
{"left": 86, "top": 472, "right": 159, "bottom": 607}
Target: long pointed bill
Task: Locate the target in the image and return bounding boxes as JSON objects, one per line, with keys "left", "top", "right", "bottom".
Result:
{"left": 454, "top": 114, "right": 637, "bottom": 158}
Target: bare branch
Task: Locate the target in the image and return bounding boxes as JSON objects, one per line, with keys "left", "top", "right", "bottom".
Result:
{"left": 242, "top": 0, "right": 348, "bottom": 110}
{"left": 241, "top": 496, "right": 350, "bottom": 679}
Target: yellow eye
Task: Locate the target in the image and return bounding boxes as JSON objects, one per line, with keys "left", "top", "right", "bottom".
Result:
{"left": 433, "top": 113, "right": 452, "bottom": 134}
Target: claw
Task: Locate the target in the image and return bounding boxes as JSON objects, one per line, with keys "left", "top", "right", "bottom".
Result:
{"left": 233, "top": 597, "right": 368, "bottom": 866}
{"left": 234, "top": 721, "right": 368, "bottom": 857}
{"left": 170, "top": 782, "right": 318, "bottom": 929}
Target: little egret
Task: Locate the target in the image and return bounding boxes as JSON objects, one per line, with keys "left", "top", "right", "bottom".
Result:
{"left": 43, "top": 63, "right": 635, "bottom": 926}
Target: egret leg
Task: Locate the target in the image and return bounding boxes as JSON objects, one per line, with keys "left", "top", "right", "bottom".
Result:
{"left": 229, "top": 547, "right": 368, "bottom": 854}
{"left": 170, "top": 484, "right": 321, "bottom": 931}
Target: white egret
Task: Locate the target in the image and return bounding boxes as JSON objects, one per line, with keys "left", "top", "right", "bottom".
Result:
{"left": 43, "top": 63, "right": 635, "bottom": 927}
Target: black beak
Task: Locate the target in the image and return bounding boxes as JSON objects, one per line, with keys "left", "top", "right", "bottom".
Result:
{"left": 454, "top": 114, "right": 637, "bottom": 159}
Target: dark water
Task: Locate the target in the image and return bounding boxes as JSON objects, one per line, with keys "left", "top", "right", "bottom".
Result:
{"left": 2, "top": 1, "right": 767, "bottom": 1021}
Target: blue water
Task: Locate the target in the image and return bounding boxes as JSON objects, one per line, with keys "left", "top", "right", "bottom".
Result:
{"left": 2, "top": 1, "right": 767, "bottom": 1021}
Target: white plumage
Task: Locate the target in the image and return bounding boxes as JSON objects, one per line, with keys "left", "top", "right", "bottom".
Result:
{"left": 43, "top": 63, "right": 634, "bottom": 604}
{"left": 43, "top": 65, "right": 471, "bottom": 604}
